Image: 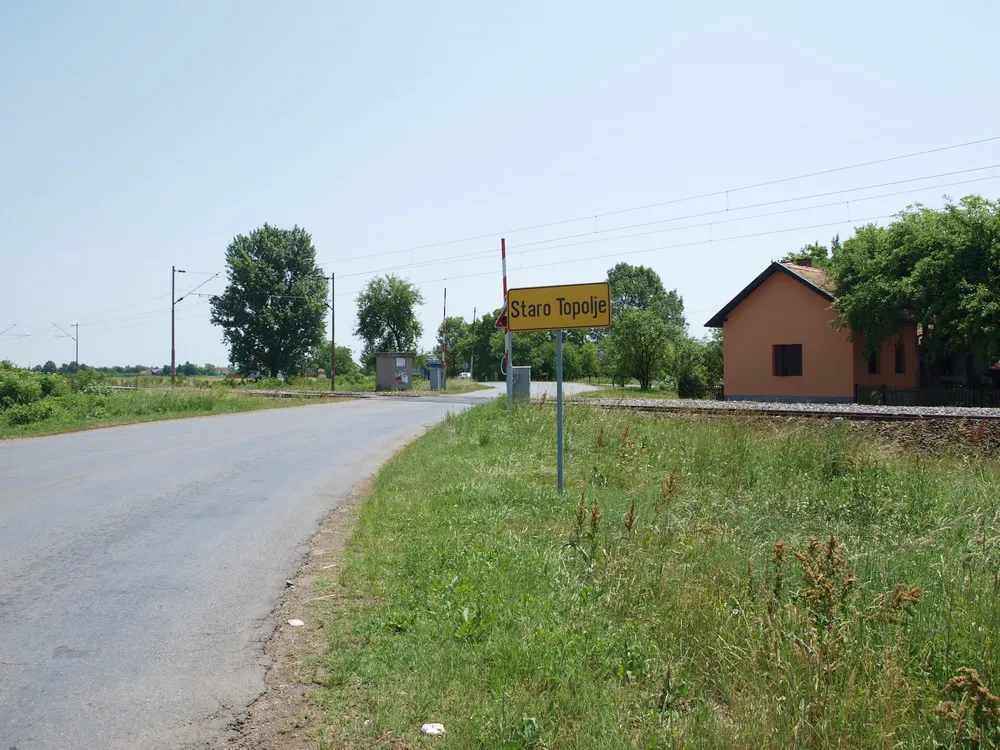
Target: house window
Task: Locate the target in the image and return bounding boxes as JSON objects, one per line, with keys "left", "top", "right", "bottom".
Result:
{"left": 894, "top": 340, "right": 905, "bottom": 374}
{"left": 868, "top": 350, "right": 880, "bottom": 375}
{"left": 773, "top": 344, "right": 803, "bottom": 377}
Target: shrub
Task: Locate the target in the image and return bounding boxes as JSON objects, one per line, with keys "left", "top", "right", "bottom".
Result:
{"left": 0, "top": 369, "right": 44, "bottom": 409}
{"left": 4, "top": 399, "right": 63, "bottom": 425}
{"left": 40, "top": 374, "right": 69, "bottom": 398}
{"left": 69, "top": 369, "right": 110, "bottom": 395}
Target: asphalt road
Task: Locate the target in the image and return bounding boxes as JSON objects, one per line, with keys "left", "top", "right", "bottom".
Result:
{"left": 0, "top": 382, "right": 594, "bottom": 749}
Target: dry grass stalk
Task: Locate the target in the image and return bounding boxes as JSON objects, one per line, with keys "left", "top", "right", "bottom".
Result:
{"left": 624, "top": 497, "right": 637, "bottom": 534}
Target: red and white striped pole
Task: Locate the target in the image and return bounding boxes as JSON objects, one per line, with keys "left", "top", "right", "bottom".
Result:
{"left": 502, "top": 238, "right": 512, "bottom": 402}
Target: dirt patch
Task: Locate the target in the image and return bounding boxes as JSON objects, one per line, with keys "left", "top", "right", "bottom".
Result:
{"left": 228, "top": 484, "right": 365, "bottom": 750}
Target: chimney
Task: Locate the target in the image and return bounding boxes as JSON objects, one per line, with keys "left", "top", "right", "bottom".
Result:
{"left": 794, "top": 258, "right": 813, "bottom": 268}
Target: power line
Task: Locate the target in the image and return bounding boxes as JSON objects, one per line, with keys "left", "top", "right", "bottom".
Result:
{"left": 329, "top": 170, "right": 1000, "bottom": 283}
{"left": 317, "top": 135, "right": 1000, "bottom": 266}
{"left": 331, "top": 211, "right": 895, "bottom": 300}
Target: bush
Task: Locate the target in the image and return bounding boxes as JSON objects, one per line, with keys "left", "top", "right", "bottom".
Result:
{"left": 69, "top": 369, "right": 110, "bottom": 395}
{"left": 0, "top": 369, "right": 44, "bottom": 409}
{"left": 40, "top": 374, "right": 69, "bottom": 398}
{"left": 4, "top": 399, "right": 63, "bottom": 425}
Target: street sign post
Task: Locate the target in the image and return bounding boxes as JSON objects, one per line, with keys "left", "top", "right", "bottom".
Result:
{"left": 506, "top": 282, "right": 612, "bottom": 492}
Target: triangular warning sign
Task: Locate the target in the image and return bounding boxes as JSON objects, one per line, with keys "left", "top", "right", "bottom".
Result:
{"left": 495, "top": 305, "right": 508, "bottom": 330}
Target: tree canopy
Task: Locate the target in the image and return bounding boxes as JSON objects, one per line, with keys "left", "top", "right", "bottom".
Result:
{"left": 210, "top": 224, "right": 328, "bottom": 378}
{"left": 780, "top": 236, "right": 840, "bottom": 268}
{"left": 608, "top": 309, "right": 672, "bottom": 390}
{"left": 354, "top": 275, "right": 425, "bottom": 363}
{"left": 829, "top": 197, "right": 1000, "bottom": 378}
{"left": 607, "top": 262, "right": 686, "bottom": 333}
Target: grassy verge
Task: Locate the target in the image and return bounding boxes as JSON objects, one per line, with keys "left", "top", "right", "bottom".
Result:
{"left": 0, "top": 388, "right": 336, "bottom": 439}
{"left": 578, "top": 386, "right": 679, "bottom": 400}
{"left": 299, "top": 400, "right": 1000, "bottom": 747}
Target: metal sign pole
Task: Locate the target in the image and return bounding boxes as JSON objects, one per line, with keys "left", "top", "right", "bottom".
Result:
{"left": 502, "top": 238, "right": 512, "bottom": 403}
{"left": 556, "top": 329, "right": 564, "bottom": 493}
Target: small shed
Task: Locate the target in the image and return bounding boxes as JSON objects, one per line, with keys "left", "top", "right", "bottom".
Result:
{"left": 374, "top": 352, "right": 414, "bottom": 391}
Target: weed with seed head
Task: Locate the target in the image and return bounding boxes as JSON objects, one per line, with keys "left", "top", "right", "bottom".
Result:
{"left": 624, "top": 496, "right": 637, "bottom": 534}
{"left": 935, "top": 667, "right": 1000, "bottom": 744}
{"left": 769, "top": 540, "right": 786, "bottom": 616}
{"left": 868, "top": 584, "right": 923, "bottom": 623}
{"left": 594, "top": 427, "right": 605, "bottom": 449}
{"left": 793, "top": 535, "right": 857, "bottom": 631}
{"left": 659, "top": 465, "right": 680, "bottom": 504}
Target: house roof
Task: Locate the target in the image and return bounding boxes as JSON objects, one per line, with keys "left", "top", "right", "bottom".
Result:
{"left": 704, "top": 261, "right": 836, "bottom": 327}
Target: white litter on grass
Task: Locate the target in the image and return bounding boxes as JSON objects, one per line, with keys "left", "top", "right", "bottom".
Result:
{"left": 363, "top": 719, "right": 372, "bottom": 727}
{"left": 287, "top": 619, "right": 305, "bottom": 627}
{"left": 421, "top": 723, "right": 446, "bottom": 736}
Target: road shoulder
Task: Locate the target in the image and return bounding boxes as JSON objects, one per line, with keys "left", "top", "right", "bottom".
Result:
{"left": 228, "top": 482, "right": 365, "bottom": 749}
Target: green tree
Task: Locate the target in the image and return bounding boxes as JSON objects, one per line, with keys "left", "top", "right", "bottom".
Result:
{"left": 42, "top": 360, "right": 57, "bottom": 374}
{"left": 667, "top": 337, "right": 708, "bottom": 398}
{"left": 580, "top": 341, "right": 600, "bottom": 381}
{"left": 606, "top": 262, "right": 686, "bottom": 334}
{"left": 829, "top": 197, "right": 1000, "bottom": 382}
{"left": 438, "top": 316, "right": 470, "bottom": 377}
{"left": 472, "top": 309, "right": 504, "bottom": 381}
{"left": 210, "top": 224, "right": 328, "bottom": 378}
{"left": 304, "top": 341, "right": 359, "bottom": 378}
{"left": 702, "top": 329, "right": 723, "bottom": 389}
{"left": 608, "top": 309, "right": 671, "bottom": 390}
{"left": 355, "top": 275, "right": 425, "bottom": 365}
{"left": 780, "top": 235, "right": 839, "bottom": 267}
{"left": 181, "top": 361, "right": 198, "bottom": 377}
{"left": 202, "top": 363, "right": 218, "bottom": 377}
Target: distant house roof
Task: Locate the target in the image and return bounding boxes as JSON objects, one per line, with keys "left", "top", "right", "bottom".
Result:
{"left": 705, "top": 261, "right": 835, "bottom": 328}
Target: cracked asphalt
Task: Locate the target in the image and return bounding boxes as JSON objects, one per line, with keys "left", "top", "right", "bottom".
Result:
{"left": 0, "top": 382, "right": 596, "bottom": 749}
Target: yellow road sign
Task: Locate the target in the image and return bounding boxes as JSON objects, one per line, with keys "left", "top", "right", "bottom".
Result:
{"left": 507, "top": 282, "right": 612, "bottom": 332}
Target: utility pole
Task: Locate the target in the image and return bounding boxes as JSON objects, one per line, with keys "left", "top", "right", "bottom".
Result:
{"left": 172, "top": 266, "right": 186, "bottom": 385}
{"left": 470, "top": 306, "right": 476, "bottom": 381}
{"left": 441, "top": 287, "right": 447, "bottom": 390}
{"left": 330, "top": 271, "right": 337, "bottom": 391}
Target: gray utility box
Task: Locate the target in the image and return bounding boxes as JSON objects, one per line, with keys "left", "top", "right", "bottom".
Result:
{"left": 429, "top": 366, "right": 445, "bottom": 391}
{"left": 375, "top": 352, "right": 414, "bottom": 391}
{"left": 511, "top": 366, "right": 531, "bottom": 400}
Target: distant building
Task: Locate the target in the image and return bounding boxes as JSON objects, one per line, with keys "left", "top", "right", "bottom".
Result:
{"left": 705, "top": 259, "right": 919, "bottom": 403}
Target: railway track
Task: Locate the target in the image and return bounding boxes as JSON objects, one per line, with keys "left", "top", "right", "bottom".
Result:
{"left": 579, "top": 397, "right": 1000, "bottom": 422}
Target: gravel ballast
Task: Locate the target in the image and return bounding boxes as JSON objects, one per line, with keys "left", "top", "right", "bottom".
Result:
{"left": 581, "top": 397, "right": 1000, "bottom": 421}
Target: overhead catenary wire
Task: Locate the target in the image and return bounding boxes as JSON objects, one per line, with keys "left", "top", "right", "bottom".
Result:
{"left": 329, "top": 211, "right": 898, "bottom": 300}
{"left": 327, "top": 170, "right": 1000, "bottom": 282}
{"left": 13, "top": 139, "right": 996, "bottom": 336}
{"left": 317, "top": 135, "right": 1000, "bottom": 266}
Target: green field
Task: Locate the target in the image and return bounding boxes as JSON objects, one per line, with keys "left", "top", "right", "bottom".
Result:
{"left": 298, "top": 401, "right": 1000, "bottom": 748}
{"left": 0, "top": 384, "right": 332, "bottom": 439}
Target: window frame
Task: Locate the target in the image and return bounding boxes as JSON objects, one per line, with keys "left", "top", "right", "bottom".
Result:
{"left": 772, "top": 344, "right": 803, "bottom": 377}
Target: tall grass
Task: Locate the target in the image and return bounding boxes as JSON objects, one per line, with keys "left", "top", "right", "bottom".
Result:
{"left": 306, "top": 401, "right": 1000, "bottom": 747}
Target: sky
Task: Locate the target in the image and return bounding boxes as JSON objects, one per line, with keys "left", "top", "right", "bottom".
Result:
{"left": 2, "top": 0, "right": 1000, "bottom": 369}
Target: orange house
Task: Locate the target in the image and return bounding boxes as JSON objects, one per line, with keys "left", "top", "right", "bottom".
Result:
{"left": 705, "top": 259, "right": 919, "bottom": 403}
